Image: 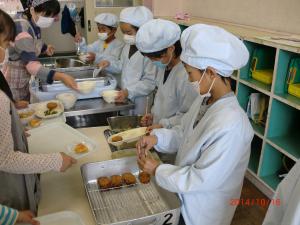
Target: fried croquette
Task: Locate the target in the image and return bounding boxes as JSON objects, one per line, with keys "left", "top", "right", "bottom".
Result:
{"left": 46, "top": 102, "right": 58, "bottom": 110}
{"left": 111, "top": 135, "right": 123, "bottom": 142}
{"left": 138, "top": 171, "right": 151, "bottom": 184}
{"left": 111, "top": 175, "right": 123, "bottom": 188}
{"left": 122, "top": 172, "right": 136, "bottom": 185}
{"left": 97, "top": 177, "right": 111, "bottom": 189}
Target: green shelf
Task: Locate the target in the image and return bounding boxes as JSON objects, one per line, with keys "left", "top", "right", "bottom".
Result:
{"left": 259, "top": 144, "right": 285, "bottom": 190}
{"left": 274, "top": 49, "right": 300, "bottom": 109}
{"left": 250, "top": 120, "right": 265, "bottom": 137}
{"left": 240, "top": 78, "right": 271, "bottom": 93}
{"left": 260, "top": 174, "right": 282, "bottom": 191}
{"left": 248, "top": 135, "right": 262, "bottom": 174}
{"left": 268, "top": 134, "right": 300, "bottom": 160}
{"left": 267, "top": 99, "right": 300, "bottom": 160}
{"left": 275, "top": 93, "right": 300, "bottom": 110}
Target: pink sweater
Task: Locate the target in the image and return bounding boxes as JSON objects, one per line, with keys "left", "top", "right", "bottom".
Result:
{"left": 0, "top": 91, "right": 62, "bottom": 174}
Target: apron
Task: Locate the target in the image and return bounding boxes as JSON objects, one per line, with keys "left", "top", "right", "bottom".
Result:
{"left": 4, "top": 19, "right": 44, "bottom": 101}
{"left": 0, "top": 102, "right": 41, "bottom": 213}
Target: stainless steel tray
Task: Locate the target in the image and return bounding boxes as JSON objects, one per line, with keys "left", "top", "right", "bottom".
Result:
{"left": 81, "top": 157, "right": 181, "bottom": 225}
{"left": 41, "top": 77, "right": 109, "bottom": 92}
{"left": 107, "top": 115, "right": 143, "bottom": 133}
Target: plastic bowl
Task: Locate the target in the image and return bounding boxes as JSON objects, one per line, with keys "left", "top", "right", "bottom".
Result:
{"left": 78, "top": 81, "right": 96, "bottom": 94}
{"left": 102, "top": 90, "right": 119, "bottom": 103}
{"left": 56, "top": 93, "right": 77, "bottom": 110}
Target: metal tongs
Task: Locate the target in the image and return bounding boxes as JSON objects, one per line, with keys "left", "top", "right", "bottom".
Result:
{"left": 93, "top": 67, "right": 103, "bottom": 78}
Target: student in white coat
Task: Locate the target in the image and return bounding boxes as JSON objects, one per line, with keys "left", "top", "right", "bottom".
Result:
{"left": 136, "top": 19, "right": 197, "bottom": 131}
{"left": 136, "top": 24, "right": 254, "bottom": 225}
{"left": 98, "top": 6, "right": 157, "bottom": 115}
{"left": 263, "top": 159, "right": 300, "bottom": 225}
{"left": 75, "top": 13, "right": 124, "bottom": 66}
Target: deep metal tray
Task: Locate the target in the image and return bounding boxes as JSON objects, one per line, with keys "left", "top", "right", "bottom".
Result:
{"left": 81, "top": 157, "right": 181, "bottom": 225}
{"left": 107, "top": 115, "right": 143, "bottom": 133}
{"left": 105, "top": 116, "right": 144, "bottom": 152}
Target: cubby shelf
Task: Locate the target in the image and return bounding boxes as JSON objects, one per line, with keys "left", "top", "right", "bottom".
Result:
{"left": 274, "top": 93, "right": 300, "bottom": 110}
{"left": 239, "top": 78, "right": 271, "bottom": 95}
{"left": 268, "top": 136, "right": 300, "bottom": 161}
{"left": 266, "top": 139, "right": 298, "bottom": 162}
{"left": 250, "top": 121, "right": 265, "bottom": 138}
{"left": 259, "top": 144, "right": 285, "bottom": 190}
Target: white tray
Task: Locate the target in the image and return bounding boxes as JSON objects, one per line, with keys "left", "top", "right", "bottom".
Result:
{"left": 28, "top": 123, "right": 97, "bottom": 159}
{"left": 108, "top": 127, "right": 147, "bottom": 147}
{"left": 17, "top": 211, "right": 86, "bottom": 225}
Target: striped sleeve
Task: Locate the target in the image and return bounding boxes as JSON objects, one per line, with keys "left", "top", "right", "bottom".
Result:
{"left": 0, "top": 205, "right": 18, "bottom": 225}
{"left": 14, "top": 32, "right": 55, "bottom": 84}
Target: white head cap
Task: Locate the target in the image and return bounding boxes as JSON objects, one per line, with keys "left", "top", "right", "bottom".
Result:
{"left": 180, "top": 24, "right": 249, "bottom": 77}
{"left": 120, "top": 6, "right": 153, "bottom": 28}
{"left": 136, "top": 19, "right": 181, "bottom": 53}
{"left": 94, "top": 13, "right": 118, "bottom": 28}
{"left": 31, "top": 0, "right": 51, "bottom": 7}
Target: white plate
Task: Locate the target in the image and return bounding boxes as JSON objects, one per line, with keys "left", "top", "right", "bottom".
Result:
{"left": 18, "top": 211, "right": 86, "bottom": 225}
{"left": 28, "top": 122, "right": 97, "bottom": 159}
{"left": 34, "top": 100, "right": 64, "bottom": 119}
{"left": 66, "top": 141, "right": 95, "bottom": 159}
{"left": 17, "top": 107, "right": 35, "bottom": 125}
{"left": 108, "top": 127, "right": 147, "bottom": 147}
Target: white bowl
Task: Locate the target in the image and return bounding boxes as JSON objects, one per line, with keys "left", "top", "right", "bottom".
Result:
{"left": 102, "top": 90, "right": 118, "bottom": 103}
{"left": 56, "top": 93, "right": 77, "bottom": 110}
{"left": 78, "top": 81, "right": 96, "bottom": 94}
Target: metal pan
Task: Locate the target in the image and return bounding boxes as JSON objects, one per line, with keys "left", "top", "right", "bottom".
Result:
{"left": 81, "top": 156, "right": 181, "bottom": 225}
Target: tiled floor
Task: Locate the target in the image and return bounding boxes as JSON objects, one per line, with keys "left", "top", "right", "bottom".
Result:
{"left": 231, "top": 179, "right": 269, "bottom": 225}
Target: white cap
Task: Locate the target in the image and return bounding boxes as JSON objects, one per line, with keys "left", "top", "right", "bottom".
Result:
{"left": 120, "top": 6, "right": 153, "bottom": 28}
{"left": 180, "top": 24, "right": 249, "bottom": 77}
{"left": 136, "top": 19, "right": 181, "bottom": 53}
{"left": 94, "top": 13, "right": 118, "bottom": 28}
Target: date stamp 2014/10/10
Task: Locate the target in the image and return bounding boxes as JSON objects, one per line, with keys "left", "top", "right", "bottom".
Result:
{"left": 230, "top": 198, "right": 280, "bottom": 207}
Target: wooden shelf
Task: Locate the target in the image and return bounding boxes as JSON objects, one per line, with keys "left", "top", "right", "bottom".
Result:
{"left": 274, "top": 93, "right": 300, "bottom": 111}
{"left": 260, "top": 174, "right": 282, "bottom": 191}
{"left": 250, "top": 121, "right": 265, "bottom": 138}
{"left": 268, "top": 135, "right": 300, "bottom": 161}
{"left": 240, "top": 78, "right": 271, "bottom": 95}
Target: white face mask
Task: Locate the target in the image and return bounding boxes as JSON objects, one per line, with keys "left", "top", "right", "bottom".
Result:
{"left": 35, "top": 15, "right": 55, "bottom": 28}
{"left": 191, "top": 69, "right": 216, "bottom": 98}
{"left": 123, "top": 34, "right": 136, "bottom": 45}
{"left": 153, "top": 50, "right": 173, "bottom": 69}
{"left": 98, "top": 32, "right": 108, "bottom": 41}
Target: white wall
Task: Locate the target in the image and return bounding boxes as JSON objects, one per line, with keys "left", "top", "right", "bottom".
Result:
{"left": 152, "top": 0, "right": 183, "bottom": 17}
{"left": 153, "top": 0, "right": 300, "bottom": 35}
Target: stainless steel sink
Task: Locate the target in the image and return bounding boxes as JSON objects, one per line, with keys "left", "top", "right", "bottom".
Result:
{"left": 55, "top": 58, "right": 86, "bottom": 68}
{"left": 39, "top": 55, "right": 96, "bottom": 79}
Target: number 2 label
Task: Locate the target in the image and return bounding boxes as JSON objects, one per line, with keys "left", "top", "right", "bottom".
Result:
{"left": 162, "top": 213, "right": 173, "bottom": 225}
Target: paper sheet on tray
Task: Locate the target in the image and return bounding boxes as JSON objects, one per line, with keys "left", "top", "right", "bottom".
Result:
{"left": 28, "top": 123, "right": 97, "bottom": 159}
